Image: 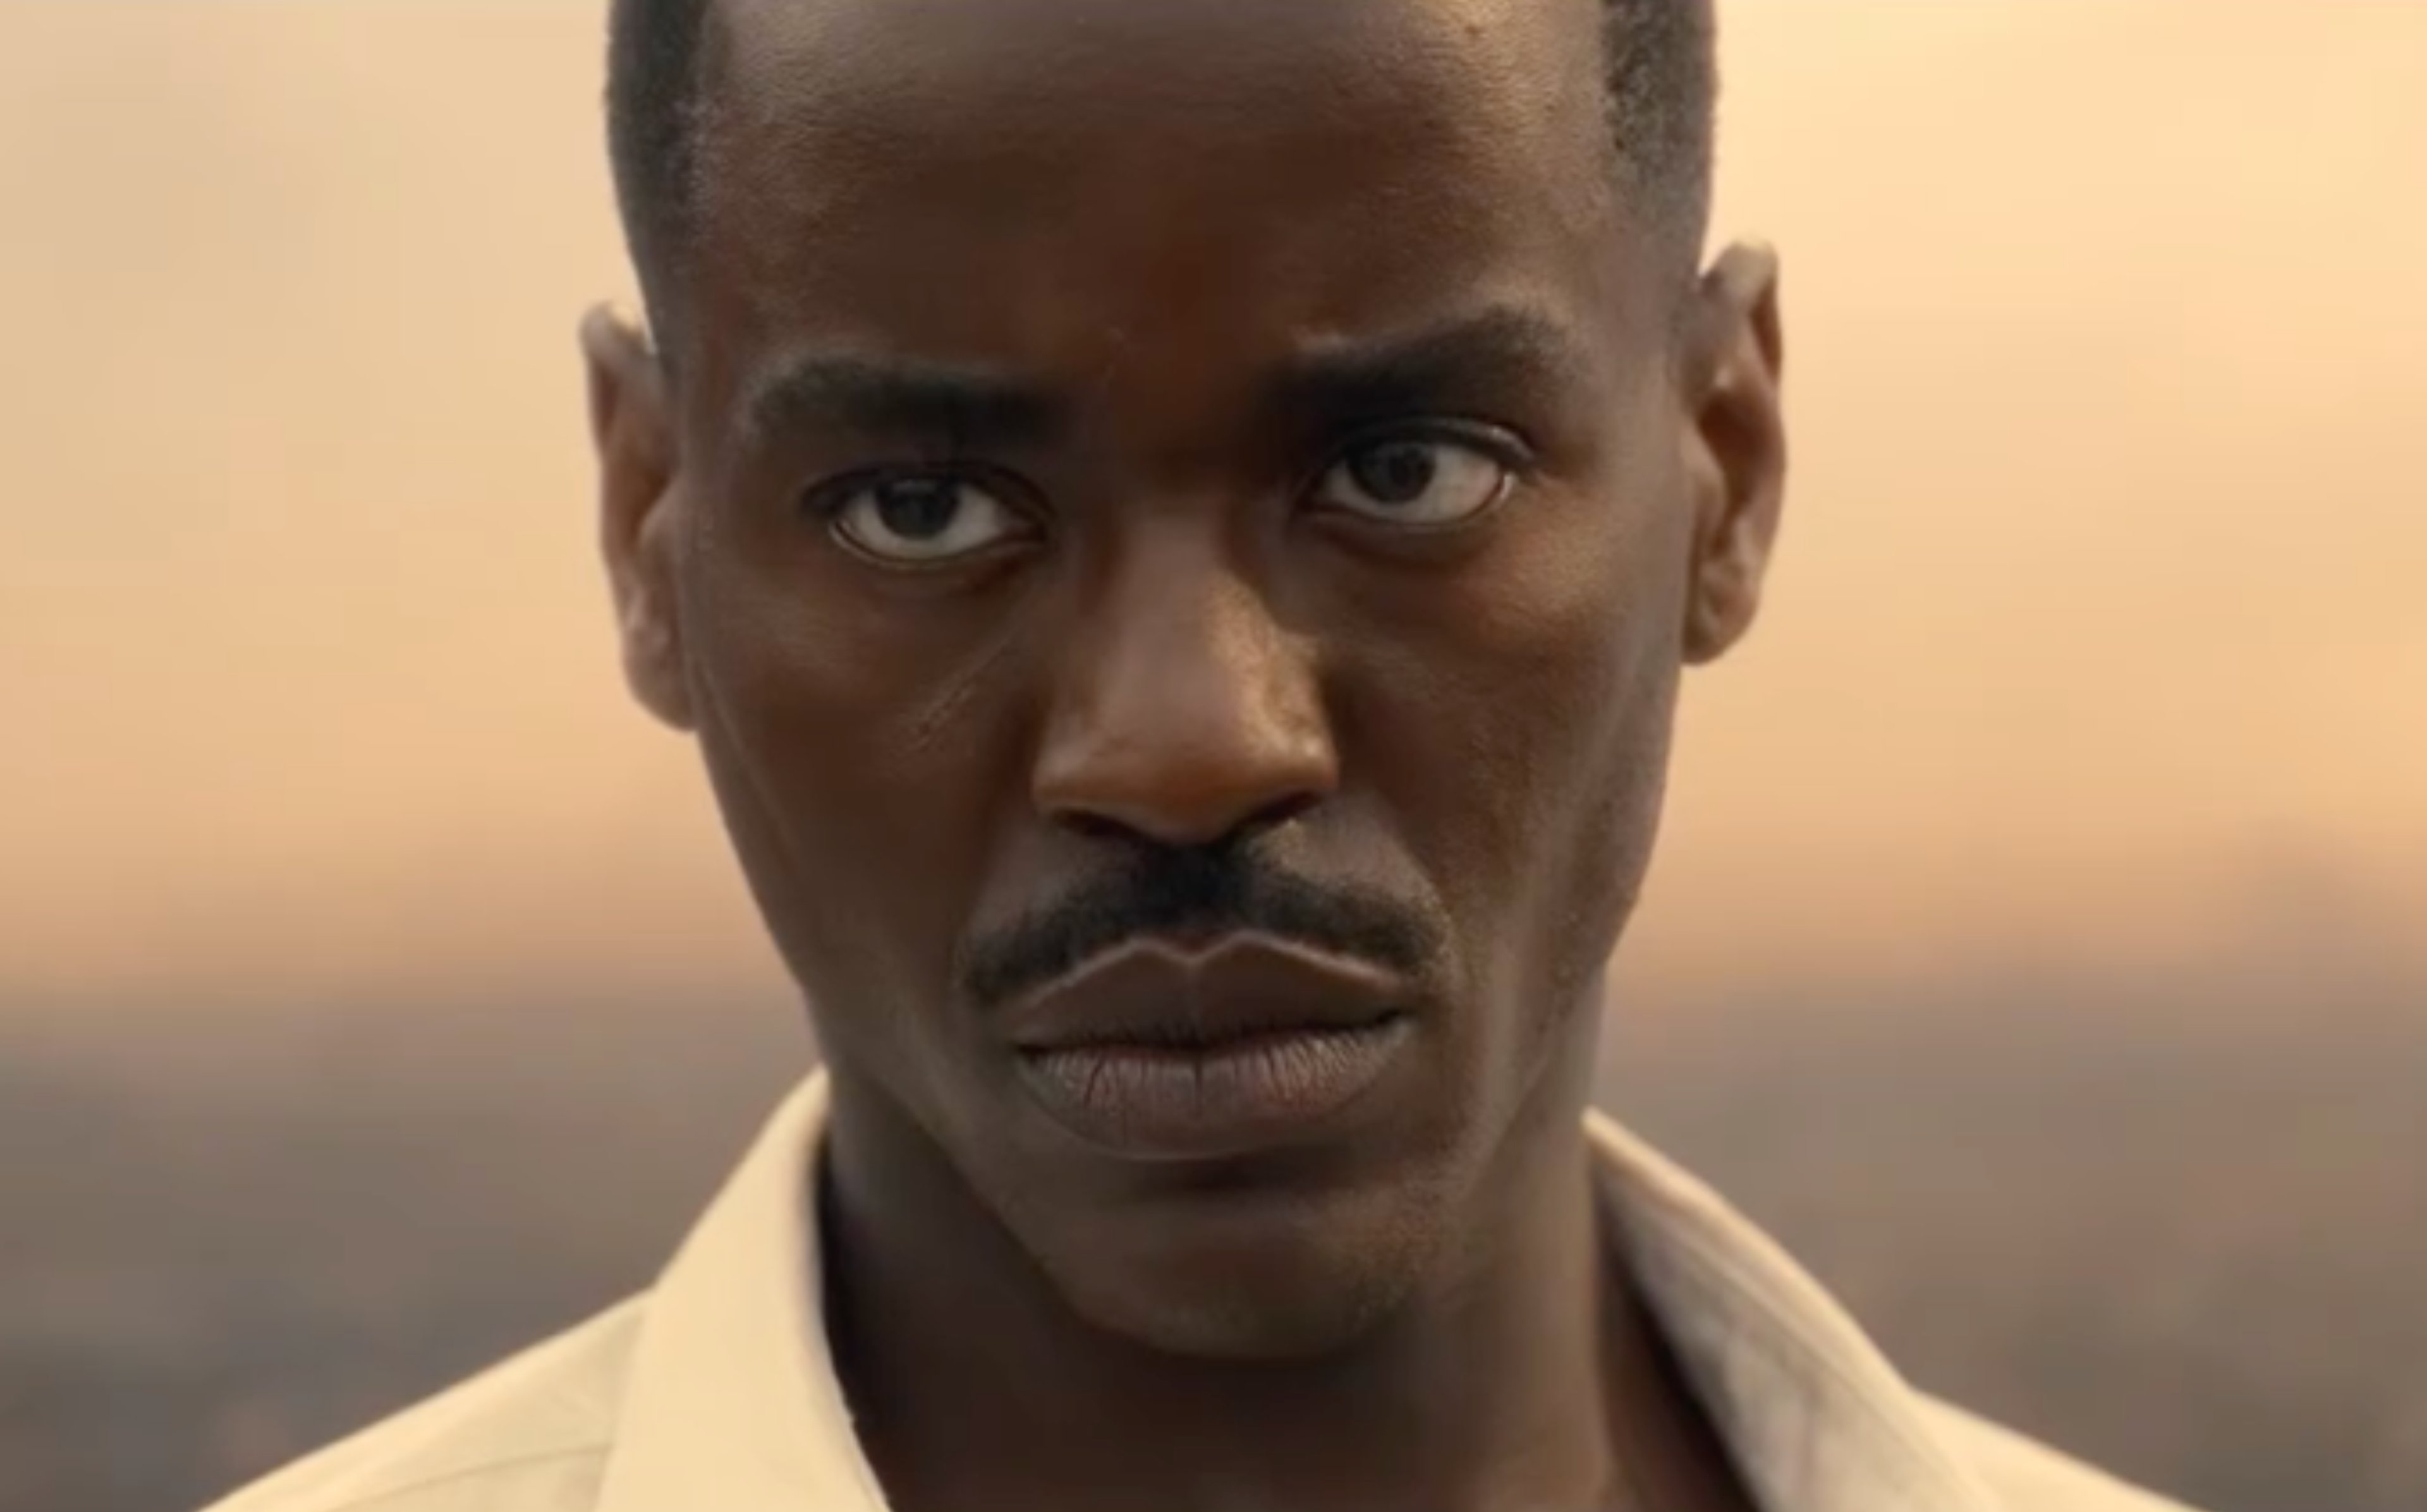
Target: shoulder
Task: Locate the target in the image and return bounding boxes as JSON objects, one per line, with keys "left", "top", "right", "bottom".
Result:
{"left": 198, "top": 1297, "right": 648, "bottom": 1512}
{"left": 1923, "top": 1397, "right": 2205, "bottom": 1511}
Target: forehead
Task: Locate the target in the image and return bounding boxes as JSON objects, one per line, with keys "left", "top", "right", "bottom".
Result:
{"left": 680, "top": 0, "right": 1646, "bottom": 418}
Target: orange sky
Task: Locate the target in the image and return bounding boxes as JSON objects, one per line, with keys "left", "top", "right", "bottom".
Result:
{"left": 3, "top": 2, "right": 2423, "bottom": 1016}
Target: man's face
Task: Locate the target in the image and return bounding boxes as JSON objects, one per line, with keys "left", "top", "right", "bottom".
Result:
{"left": 589, "top": 0, "right": 1782, "bottom": 1356}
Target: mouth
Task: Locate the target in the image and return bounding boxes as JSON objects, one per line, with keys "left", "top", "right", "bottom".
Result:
{"left": 1002, "top": 933, "right": 1421, "bottom": 1161}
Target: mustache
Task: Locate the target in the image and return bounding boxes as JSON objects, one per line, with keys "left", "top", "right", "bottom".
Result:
{"left": 958, "top": 845, "right": 1444, "bottom": 1012}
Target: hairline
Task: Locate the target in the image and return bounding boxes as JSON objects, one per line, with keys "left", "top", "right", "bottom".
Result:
{"left": 609, "top": 0, "right": 1716, "bottom": 358}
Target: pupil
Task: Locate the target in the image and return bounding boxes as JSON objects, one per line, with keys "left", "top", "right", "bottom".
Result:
{"left": 1349, "top": 443, "right": 1436, "bottom": 505}
{"left": 875, "top": 478, "right": 961, "bottom": 538}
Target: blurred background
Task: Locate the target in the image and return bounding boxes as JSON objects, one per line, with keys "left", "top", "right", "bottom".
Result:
{"left": 3, "top": 3, "right": 2422, "bottom": 1509}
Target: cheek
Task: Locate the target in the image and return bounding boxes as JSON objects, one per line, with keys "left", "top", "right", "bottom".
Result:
{"left": 1445, "top": 507, "right": 1689, "bottom": 1111}
{"left": 1356, "top": 477, "right": 1693, "bottom": 933}
{"left": 679, "top": 542, "right": 1034, "bottom": 1017}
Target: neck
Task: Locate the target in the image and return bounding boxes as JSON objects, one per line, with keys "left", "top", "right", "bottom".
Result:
{"left": 819, "top": 1045, "right": 1747, "bottom": 1512}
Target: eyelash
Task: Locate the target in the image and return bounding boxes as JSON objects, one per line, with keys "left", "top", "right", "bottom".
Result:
{"left": 800, "top": 459, "right": 1035, "bottom": 518}
{"left": 796, "top": 419, "right": 1540, "bottom": 523}
{"left": 1313, "top": 418, "right": 1540, "bottom": 486}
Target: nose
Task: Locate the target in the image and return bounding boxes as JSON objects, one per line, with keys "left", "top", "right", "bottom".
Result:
{"left": 1033, "top": 540, "right": 1338, "bottom": 850}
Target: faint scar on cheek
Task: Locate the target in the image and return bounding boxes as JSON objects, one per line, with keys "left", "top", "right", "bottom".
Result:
{"left": 907, "top": 629, "right": 1019, "bottom": 751}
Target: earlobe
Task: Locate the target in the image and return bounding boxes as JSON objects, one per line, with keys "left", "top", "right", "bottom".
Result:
{"left": 580, "top": 304, "right": 697, "bottom": 731}
{"left": 1681, "top": 242, "right": 1787, "bottom": 667}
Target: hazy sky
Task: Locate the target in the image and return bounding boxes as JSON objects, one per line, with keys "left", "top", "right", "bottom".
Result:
{"left": 4, "top": 2, "right": 2422, "bottom": 1017}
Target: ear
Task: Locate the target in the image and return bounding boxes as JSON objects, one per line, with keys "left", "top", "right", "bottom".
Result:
{"left": 581, "top": 303, "right": 696, "bottom": 730}
{"left": 1679, "top": 241, "right": 1787, "bottom": 665}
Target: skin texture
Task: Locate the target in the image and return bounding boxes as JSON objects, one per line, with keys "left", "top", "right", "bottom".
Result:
{"left": 583, "top": 0, "right": 1784, "bottom": 1506}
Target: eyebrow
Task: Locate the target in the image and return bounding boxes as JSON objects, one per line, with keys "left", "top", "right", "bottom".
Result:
{"left": 738, "top": 353, "right": 1067, "bottom": 452}
{"left": 1263, "top": 305, "right": 1597, "bottom": 435}
{"left": 734, "top": 306, "right": 1591, "bottom": 455}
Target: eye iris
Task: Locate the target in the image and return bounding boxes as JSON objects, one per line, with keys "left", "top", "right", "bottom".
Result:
{"left": 1347, "top": 442, "right": 1438, "bottom": 506}
{"left": 873, "top": 477, "right": 961, "bottom": 539}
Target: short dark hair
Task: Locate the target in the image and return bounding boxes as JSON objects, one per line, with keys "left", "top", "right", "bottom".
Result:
{"left": 606, "top": 0, "right": 1716, "bottom": 339}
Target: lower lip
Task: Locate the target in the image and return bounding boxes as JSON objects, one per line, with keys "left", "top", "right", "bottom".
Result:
{"left": 1014, "top": 1016, "right": 1415, "bottom": 1161}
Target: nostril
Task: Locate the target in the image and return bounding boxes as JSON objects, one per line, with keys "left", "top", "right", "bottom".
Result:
{"left": 1050, "top": 789, "right": 1323, "bottom": 851}
{"left": 1241, "top": 790, "right": 1322, "bottom": 836}
{"left": 1055, "top": 809, "right": 1138, "bottom": 845}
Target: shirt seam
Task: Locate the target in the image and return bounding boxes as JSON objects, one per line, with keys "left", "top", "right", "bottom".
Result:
{"left": 300, "top": 1441, "right": 612, "bottom": 1512}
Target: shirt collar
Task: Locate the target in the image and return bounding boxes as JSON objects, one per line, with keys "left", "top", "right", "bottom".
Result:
{"left": 596, "top": 1072, "right": 2001, "bottom": 1512}
{"left": 1586, "top": 1115, "right": 2000, "bottom": 1511}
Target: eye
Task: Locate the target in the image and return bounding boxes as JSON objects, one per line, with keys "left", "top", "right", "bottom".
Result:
{"left": 1310, "top": 433, "right": 1516, "bottom": 528}
{"left": 820, "top": 472, "right": 1035, "bottom": 565}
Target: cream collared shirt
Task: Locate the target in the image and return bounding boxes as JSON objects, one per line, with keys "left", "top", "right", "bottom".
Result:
{"left": 204, "top": 1074, "right": 2196, "bottom": 1512}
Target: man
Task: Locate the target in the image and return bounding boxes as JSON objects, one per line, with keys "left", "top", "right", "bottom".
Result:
{"left": 209, "top": 0, "right": 2198, "bottom": 1508}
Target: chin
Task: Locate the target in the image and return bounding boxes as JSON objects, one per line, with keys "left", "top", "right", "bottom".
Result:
{"left": 1018, "top": 1161, "right": 1461, "bottom": 1362}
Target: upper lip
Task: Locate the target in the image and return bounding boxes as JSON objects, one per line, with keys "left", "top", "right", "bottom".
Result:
{"left": 1001, "top": 932, "right": 1410, "bottom": 1052}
